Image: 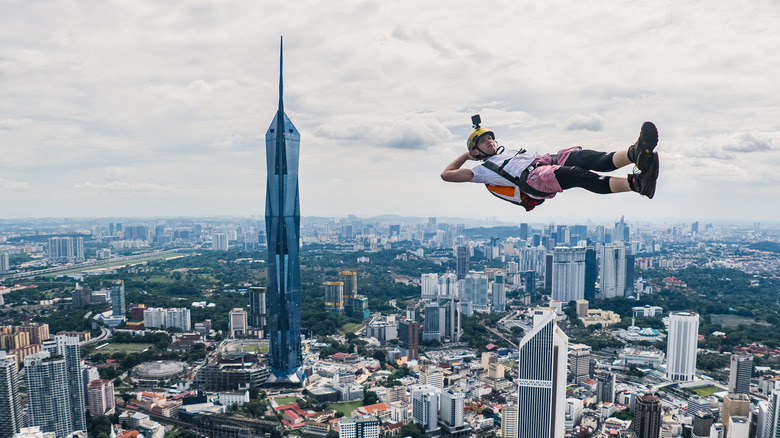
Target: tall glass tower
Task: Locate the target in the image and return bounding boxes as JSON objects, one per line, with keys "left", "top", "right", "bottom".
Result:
{"left": 265, "top": 37, "right": 304, "bottom": 385}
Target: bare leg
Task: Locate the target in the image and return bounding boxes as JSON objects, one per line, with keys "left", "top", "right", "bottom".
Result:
{"left": 612, "top": 150, "right": 631, "bottom": 169}
{"left": 610, "top": 177, "right": 630, "bottom": 193}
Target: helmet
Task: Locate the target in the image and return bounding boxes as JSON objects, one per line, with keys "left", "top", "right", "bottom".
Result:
{"left": 467, "top": 127, "right": 495, "bottom": 152}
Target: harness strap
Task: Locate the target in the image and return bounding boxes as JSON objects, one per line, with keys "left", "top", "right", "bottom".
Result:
{"left": 482, "top": 157, "right": 553, "bottom": 198}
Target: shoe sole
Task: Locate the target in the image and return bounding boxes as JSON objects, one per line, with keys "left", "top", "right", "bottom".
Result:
{"left": 641, "top": 153, "right": 659, "bottom": 199}
{"left": 636, "top": 122, "right": 658, "bottom": 172}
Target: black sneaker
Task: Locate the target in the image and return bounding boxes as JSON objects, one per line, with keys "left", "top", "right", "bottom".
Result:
{"left": 628, "top": 122, "right": 658, "bottom": 172}
{"left": 630, "top": 152, "right": 659, "bottom": 199}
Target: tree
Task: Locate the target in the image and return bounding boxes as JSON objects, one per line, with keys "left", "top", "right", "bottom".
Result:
{"left": 363, "top": 389, "right": 378, "bottom": 406}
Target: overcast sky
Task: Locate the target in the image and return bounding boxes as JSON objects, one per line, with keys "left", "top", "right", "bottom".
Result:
{"left": 2, "top": 0, "right": 779, "bottom": 223}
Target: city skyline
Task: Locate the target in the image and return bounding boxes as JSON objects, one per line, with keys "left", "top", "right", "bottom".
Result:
{"left": 2, "top": 2, "right": 780, "bottom": 221}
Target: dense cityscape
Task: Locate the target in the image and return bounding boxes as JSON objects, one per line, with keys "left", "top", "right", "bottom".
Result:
{"left": 1, "top": 215, "right": 780, "bottom": 438}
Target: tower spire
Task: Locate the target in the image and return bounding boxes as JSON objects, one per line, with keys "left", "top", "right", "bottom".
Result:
{"left": 278, "top": 36, "right": 284, "bottom": 114}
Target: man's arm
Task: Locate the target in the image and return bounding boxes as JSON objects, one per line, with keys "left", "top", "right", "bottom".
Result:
{"left": 441, "top": 151, "right": 476, "bottom": 182}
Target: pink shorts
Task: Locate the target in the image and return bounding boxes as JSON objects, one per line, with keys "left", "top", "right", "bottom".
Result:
{"left": 524, "top": 146, "right": 581, "bottom": 198}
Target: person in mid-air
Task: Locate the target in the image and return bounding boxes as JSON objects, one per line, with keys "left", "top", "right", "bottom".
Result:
{"left": 441, "top": 115, "right": 660, "bottom": 211}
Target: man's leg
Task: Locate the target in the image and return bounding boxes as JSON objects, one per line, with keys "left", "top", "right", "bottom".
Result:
{"left": 555, "top": 166, "right": 655, "bottom": 198}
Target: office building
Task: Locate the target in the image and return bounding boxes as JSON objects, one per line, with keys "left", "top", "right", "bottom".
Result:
{"left": 338, "top": 416, "right": 380, "bottom": 438}
{"left": 87, "top": 379, "right": 116, "bottom": 416}
{"left": 324, "top": 281, "right": 344, "bottom": 314}
{"left": 633, "top": 394, "right": 662, "bottom": 438}
{"left": 666, "top": 311, "right": 699, "bottom": 381}
{"left": 463, "top": 273, "right": 489, "bottom": 311}
{"left": 440, "top": 389, "right": 465, "bottom": 428}
{"left": 456, "top": 245, "right": 469, "bottom": 280}
{"left": 411, "top": 385, "right": 440, "bottom": 434}
{"left": 398, "top": 319, "right": 419, "bottom": 360}
{"left": 516, "top": 309, "right": 568, "bottom": 438}
{"left": 584, "top": 247, "right": 596, "bottom": 301}
{"left": 568, "top": 343, "right": 592, "bottom": 384}
{"left": 492, "top": 274, "right": 506, "bottom": 313}
{"left": 728, "top": 416, "right": 749, "bottom": 438}
{"left": 766, "top": 381, "right": 780, "bottom": 438}
{"left": 438, "top": 273, "right": 458, "bottom": 298}
{"left": 0, "top": 252, "right": 9, "bottom": 275}
{"left": 212, "top": 232, "right": 229, "bottom": 251}
{"left": 440, "top": 297, "right": 461, "bottom": 342}
{"left": 123, "top": 225, "right": 149, "bottom": 241}
{"left": 0, "top": 352, "right": 21, "bottom": 437}
{"left": 265, "top": 40, "right": 304, "bottom": 385}
{"left": 692, "top": 411, "right": 713, "bottom": 438}
{"left": 422, "top": 303, "right": 442, "bottom": 342}
{"left": 596, "top": 371, "right": 616, "bottom": 404}
{"left": 421, "top": 273, "right": 439, "bottom": 299}
{"left": 722, "top": 393, "right": 750, "bottom": 434}
{"left": 229, "top": 308, "right": 248, "bottom": 338}
{"left": 110, "top": 280, "right": 125, "bottom": 317}
{"left": 728, "top": 354, "right": 752, "bottom": 395}
{"left": 24, "top": 351, "right": 75, "bottom": 437}
{"left": 600, "top": 243, "right": 627, "bottom": 298}
{"left": 551, "top": 247, "right": 586, "bottom": 303}
{"left": 340, "top": 271, "right": 358, "bottom": 300}
{"left": 248, "top": 286, "right": 267, "bottom": 329}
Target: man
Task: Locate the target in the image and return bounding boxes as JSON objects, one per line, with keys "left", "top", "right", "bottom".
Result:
{"left": 441, "top": 115, "right": 659, "bottom": 211}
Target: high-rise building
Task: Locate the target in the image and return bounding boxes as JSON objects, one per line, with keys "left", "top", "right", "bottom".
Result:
{"left": 248, "top": 286, "right": 267, "bottom": 329}
{"left": 440, "top": 297, "right": 461, "bottom": 342}
{"left": 42, "top": 335, "right": 86, "bottom": 433}
{"left": 47, "top": 236, "right": 84, "bottom": 261}
{"left": 728, "top": 354, "right": 752, "bottom": 395}
{"left": 692, "top": 411, "right": 713, "bottom": 438}
{"left": 456, "top": 246, "right": 469, "bottom": 280}
{"left": 411, "top": 385, "right": 440, "bottom": 434}
{"left": 584, "top": 247, "right": 597, "bottom": 301}
{"left": 398, "top": 319, "right": 420, "bottom": 360}
{"left": 339, "top": 416, "right": 380, "bottom": 438}
{"left": 24, "top": 351, "right": 75, "bottom": 437}
{"left": 229, "top": 308, "right": 248, "bottom": 338}
{"left": 440, "top": 389, "right": 467, "bottom": 433}
{"left": 551, "top": 247, "right": 586, "bottom": 303}
{"left": 212, "top": 232, "right": 229, "bottom": 251}
{"left": 0, "top": 252, "right": 9, "bottom": 275}
{"left": 568, "top": 343, "right": 592, "bottom": 384}
{"left": 265, "top": 38, "right": 303, "bottom": 386}
{"left": 87, "top": 379, "right": 115, "bottom": 416}
{"left": 438, "top": 273, "right": 458, "bottom": 298}
{"left": 516, "top": 309, "right": 568, "bottom": 438}
{"left": 0, "top": 351, "right": 21, "bottom": 437}
{"left": 502, "top": 405, "right": 519, "bottom": 438}
{"left": 340, "top": 271, "right": 358, "bottom": 300}
{"left": 463, "top": 273, "right": 489, "bottom": 311}
{"left": 666, "top": 311, "right": 699, "bottom": 381}
{"left": 422, "top": 303, "right": 442, "bottom": 342}
{"left": 111, "top": 280, "right": 125, "bottom": 317}
{"left": 600, "top": 243, "right": 627, "bottom": 298}
{"left": 765, "top": 381, "right": 780, "bottom": 438}
{"left": 728, "top": 416, "right": 749, "bottom": 438}
{"left": 722, "top": 393, "right": 750, "bottom": 434}
{"left": 324, "top": 281, "right": 344, "bottom": 314}
{"left": 143, "top": 307, "right": 191, "bottom": 331}
{"left": 421, "top": 273, "right": 438, "bottom": 299}
{"left": 596, "top": 371, "right": 616, "bottom": 404}
{"left": 492, "top": 274, "right": 506, "bottom": 313}
{"left": 633, "top": 393, "right": 662, "bottom": 438}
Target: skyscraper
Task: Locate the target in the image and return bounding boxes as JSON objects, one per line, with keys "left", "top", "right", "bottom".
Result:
{"left": 0, "top": 351, "right": 21, "bottom": 437}
{"left": 516, "top": 309, "right": 568, "bottom": 438}
{"left": 265, "top": 38, "right": 303, "bottom": 385}
{"left": 456, "top": 245, "right": 469, "bottom": 280}
{"left": 248, "top": 286, "right": 267, "bottom": 330}
{"left": 584, "top": 247, "right": 597, "bottom": 301}
{"left": 492, "top": 274, "right": 506, "bottom": 313}
{"left": 728, "top": 354, "right": 752, "bottom": 395}
{"left": 600, "top": 243, "right": 627, "bottom": 298}
{"left": 551, "top": 246, "right": 586, "bottom": 303}
{"left": 421, "top": 273, "right": 439, "bottom": 299}
{"left": 440, "top": 389, "right": 468, "bottom": 435}
{"left": 111, "top": 280, "right": 125, "bottom": 317}
{"left": 0, "top": 252, "right": 9, "bottom": 275}
{"left": 722, "top": 393, "right": 750, "bottom": 435}
{"left": 324, "top": 281, "right": 344, "bottom": 314}
{"left": 229, "top": 308, "right": 248, "bottom": 338}
{"left": 633, "top": 393, "right": 662, "bottom": 438}
{"left": 212, "top": 232, "right": 229, "bottom": 251}
{"left": 411, "top": 385, "right": 441, "bottom": 434}
{"left": 24, "top": 351, "right": 75, "bottom": 437}
{"left": 42, "top": 335, "right": 87, "bottom": 433}
{"left": 765, "top": 381, "right": 780, "bottom": 438}
{"left": 596, "top": 371, "right": 616, "bottom": 404}
{"left": 666, "top": 311, "right": 700, "bottom": 381}
{"left": 502, "top": 405, "right": 519, "bottom": 438}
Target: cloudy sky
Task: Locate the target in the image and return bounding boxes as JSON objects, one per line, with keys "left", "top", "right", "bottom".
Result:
{"left": 2, "top": 0, "right": 779, "bottom": 223}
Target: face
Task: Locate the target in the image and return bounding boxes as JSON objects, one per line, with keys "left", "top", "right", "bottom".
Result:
{"left": 472, "top": 134, "right": 497, "bottom": 158}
